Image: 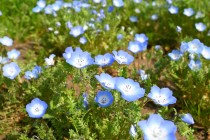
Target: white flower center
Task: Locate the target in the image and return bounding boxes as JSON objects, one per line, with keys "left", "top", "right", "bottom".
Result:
{"left": 8, "top": 67, "right": 15, "bottom": 75}
{"left": 132, "top": 44, "right": 139, "bottom": 52}
{"left": 100, "top": 58, "right": 108, "bottom": 65}
{"left": 31, "top": 104, "right": 44, "bottom": 115}
{"left": 103, "top": 81, "right": 111, "bottom": 87}
{"left": 155, "top": 95, "right": 167, "bottom": 104}
{"left": 174, "top": 53, "right": 179, "bottom": 59}
{"left": 117, "top": 56, "right": 126, "bottom": 63}
{"left": 191, "top": 63, "right": 199, "bottom": 69}
{"left": 72, "top": 29, "right": 80, "bottom": 36}
{"left": 191, "top": 44, "right": 198, "bottom": 51}
{"left": 99, "top": 95, "right": 109, "bottom": 105}
{"left": 138, "top": 37, "right": 145, "bottom": 43}
{"left": 123, "top": 84, "right": 132, "bottom": 93}
{"left": 76, "top": 58, "right": 86, "bottom": 67}
{"left": 152, "top": 128, "right": 162, "bottom": 138}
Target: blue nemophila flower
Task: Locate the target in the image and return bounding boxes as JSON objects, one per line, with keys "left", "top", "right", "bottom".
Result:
{"left": 180, "top": 42, "right": 188, "bottom": 53}
{"left": 187, "top": 39, "right": 204, "bottom": 54}
{"left": 63, "top": 2, "right": 72, "bottom": 8}
{"left": 166, "top": 0, "right": 172, "bottom": 4}
{"left": 155, "top": 45, "right": 161, "bottom": 50}
{"left": 66, "top": 21, "right": 73, "bottom": 29}
{"left": 63, "top": 47, "right": 82, "bottom": 60}
{"left": 130, "top": 16, "right": 138, "bottom": 22}
{"left": 148, "top": 85, "right": 177, "bottom": 106}
{"left": 95, "top": 90, "right": 114, "bottom": 107}
{"left": 115, "top": 77, "right": 145, "bottom": 102}
{"left": 63, "top": 46, "right": 73, "bottom": 60}
{"left": 56, "top": 21, "right": 61, "bottom": 27}
{"left": 188, "top": 59, "right": 202, "bottom": 71}
{"left": 83, "top": 93, "right": 88, "bottom": 109}
{"left": 70, "top": 26, "right": 84, "bottom": 37}
{"left": 195, "top": 11, "right": 204, "bottom": 19}
{"left": 79, "top": 36, "right": 87, "bottom": 44}
{"left": 113, "top": 0, "right": 124, "bottom": 7}
{"left": 93, "top": 0, "right": 102, "bottom": 3}
{"left": 152, "top": 1, "right": 156, "bottom": 6}
{"left": 26, "top": 98, "right": 48, "bottom": 118}
{"left": 117, "top": 34, "right": 123, "bottom": 40}
{"left": 128, "top": 41, "right": 145, "bottom": 53}
{"left": 108, "top": 6, "right": 114, "bottom": 12}
{"left": 0, "top": 36, "right": 13, "bottom": 47}
{"left": 201, "top": 45, "right": 210, "bottom": 60}
{"left": 112, "top": 50, "right": 134, "bottom": 65}
{"left": 176, "top": 26, "right": 182, "bottom": 33}
{"left": 195, "top": 22, "right": 206, "bottom": 32}
{"left": 0, "top": 10, "right": 2, "bottom": 16}
{"left": 37, "top": 0, "right": 46, "bottom": 8}
{"left": 183, "top": 8, "right": 194, "bottom": 17}
{"left": 25, "top": 71, "right": 38, "bottom": 80}
{"left": 138, "top": 69, "right": 148, "bottom": 80}
{"left": 66, "top": 50, "right": 94, "bottom": 69}
{"left": 101, "top": 0, "right": 107, "bottom": 7}
{"left": 129, "top": 125, "right": 137, "bottom": 137}
{"left": 95, "top": 73, "right": 116, "bottom": 90}
{"left": 0, "top": 56, "right": 9, "bottom": 64}
{"left": 104, "top": 24, "right": 110, "bottom": 31}
{"left": 95, "top": 53, "right": 114, "bottom": 67}
{"left": 138, "top": 114, "right": 177, "bottom": 140}
{"left": 97, "top": 9, "right": 105, "bottom": 20}
{"left": 52, "top": 1, "right": 63, "bottom": 11}
{"left": 168, "top": 6, "right": 178, "bottom": 14}
{"left": 44, "top": 5, "right": 54, "bottom": 14}
{"left": 181, "top": 113, "right": 195, "bottom": 125}
{"left": 72, "top": 1, "right": 82, "bottom": 12}
{"left": 168, "top": 50, "right": 183, "bottom": 61}
{"left": 45, "top": 54, "right": 56, "bottom": 66}
{"left": 134, "top": 0, "right": 142, "bottom": 3}
{"left": 151, "top": 14, "right": 158, "bottom": 20}
{"left": 134, "top": 33, "right": 148, "bottom": 44}
{"left": 7, "top": 49, "right": 21, "bottom": 60}
{"left": 24, "top": 66, "right": 42, "bottom": 80}
{"left": 92, "top": 10, "right": 97, "bottom": 15}
{"left": 32, "top": 6, "right": 43, "bottom": 13}
{"left": 2, "top": 62, "right": 21, "bottom": 79}
{"left": 33, "top": 66, "right": 42, "bottom": 74}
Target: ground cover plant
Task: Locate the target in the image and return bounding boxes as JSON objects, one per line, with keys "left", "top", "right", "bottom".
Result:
{"left": 0, "top": 0, "right": 210, "bottom": 139}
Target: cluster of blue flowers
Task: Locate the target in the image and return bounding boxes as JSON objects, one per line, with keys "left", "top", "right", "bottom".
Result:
{"left": 167, "top": 3, "right": 207, "bottom": 32}
{"left": 25, "top": 66, "right": 42, "bottom": 80}
{"left": 32, "top": 0, "right": 91, "bottom": 15}
{"left": 129, "top": 112, "right": 195, "bottom": 139}
{"left": 95, "top": 73, "right": 145, "bottom": 102}
{"left": 168, "top": 39, "right": 210, "bottom": 71}
{"left": 0, "top": 36, "right": 21, "bottom": 79}
{"left": 0, "top": 36, "right": 13, "bottom": 47}
{"left": 61, "top": 43, "right": 147, "bottom": 68}
{"left": 1, "top": 0, "right": 203, "bottom": 139}
{"left": 0, "top": 36, "right": 43, "bottom": 80}
{"left": 0, "top": 35, "right": 196, "bottom": 140}
{"left": 128, "top": 33, "right": 148, "bottom": 54}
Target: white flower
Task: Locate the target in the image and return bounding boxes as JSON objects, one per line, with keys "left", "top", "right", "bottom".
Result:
{"left": 45, "top": 54, "right": 56, "bottom": 66}
{"left": 0, "top": 36, "right": 13, "bottom": 47}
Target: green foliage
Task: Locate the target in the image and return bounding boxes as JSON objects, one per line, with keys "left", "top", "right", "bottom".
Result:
{"left": 177, "top": 122, "right": 195, "bottom": 140}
